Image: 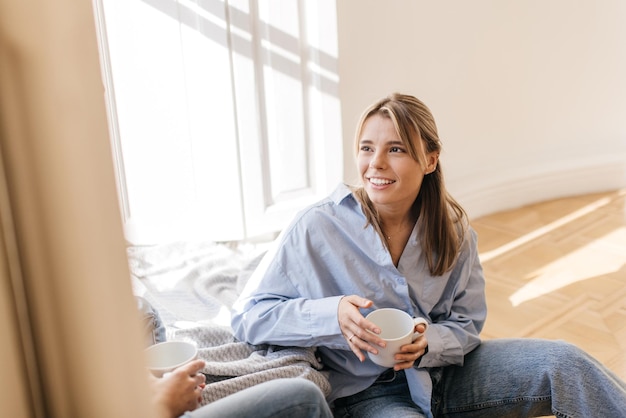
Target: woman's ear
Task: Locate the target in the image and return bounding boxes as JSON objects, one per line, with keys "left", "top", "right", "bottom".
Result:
{"left": 425, "top": 152, "right": 439, "bottom": 174}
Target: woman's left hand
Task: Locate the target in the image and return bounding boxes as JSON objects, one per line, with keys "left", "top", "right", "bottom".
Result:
{"left": 392, "top": 324, "right": 428, "bottom": 371}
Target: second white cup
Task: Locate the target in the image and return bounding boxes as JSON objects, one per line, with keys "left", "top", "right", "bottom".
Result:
{"left": 144, "top": 340, "right": 198, "bottom": 377}
{"left": 365, "top": 308, "right": 429, "bottom": 368}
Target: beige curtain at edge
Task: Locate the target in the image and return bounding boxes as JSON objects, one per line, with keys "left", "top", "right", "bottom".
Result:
{"left": 0, "top": 1, "right": 156, "bottom": 416}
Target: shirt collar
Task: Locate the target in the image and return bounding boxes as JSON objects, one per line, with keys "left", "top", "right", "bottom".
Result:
{"left": 329, "top": 183, "right": 355, "bottom": 205}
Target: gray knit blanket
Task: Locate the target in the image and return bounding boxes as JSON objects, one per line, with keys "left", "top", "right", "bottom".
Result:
{"left": 127, "top": 240, "right": 331, "bottom": 404}
{"left": 174, "top": 325, "right": 331, "bottom": 404}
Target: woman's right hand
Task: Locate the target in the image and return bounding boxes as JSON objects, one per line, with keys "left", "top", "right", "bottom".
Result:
{"left": 337, "top": 295, "right": 386, "bottom": 361}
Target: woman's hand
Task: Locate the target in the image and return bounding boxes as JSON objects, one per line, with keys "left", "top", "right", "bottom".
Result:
{"left": 337, "top": 295, "right": 386, "bottom": 362}
{"left": 392, "top": 323, "right": 428, "bottom": 371}
{"left": 150, "top": 359, "right": 207, "bottom": 418}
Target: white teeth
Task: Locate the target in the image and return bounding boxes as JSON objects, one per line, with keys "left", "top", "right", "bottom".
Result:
{"left": 369, "top": 178, "right": 394, "bottom": 185}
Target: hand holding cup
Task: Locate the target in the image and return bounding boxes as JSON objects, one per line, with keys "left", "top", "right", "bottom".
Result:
{"left": 365, "top": 308, "right": 429, "bottom": 368}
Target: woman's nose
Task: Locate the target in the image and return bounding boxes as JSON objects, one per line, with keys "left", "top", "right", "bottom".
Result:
{"left": 369, "top": 153, "right": 385, "bottom": 169}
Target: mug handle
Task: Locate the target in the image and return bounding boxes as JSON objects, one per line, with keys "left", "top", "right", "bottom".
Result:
{"left": 411, "top": 317, "right": 429, "bottom": 341}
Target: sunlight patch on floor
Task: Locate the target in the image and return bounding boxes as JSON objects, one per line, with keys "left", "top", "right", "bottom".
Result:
{"left": 509, "top": 227, "right": 626, "bottom": 306}
{"left": 480, "top": 195, "right": 615, "bottom": 263}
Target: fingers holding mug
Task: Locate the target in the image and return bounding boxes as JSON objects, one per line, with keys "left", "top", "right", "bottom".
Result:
{"left": 364, "top": 308, "right": 430, "bottom": 369}
{"left": 412, "top": 317, "right": 428, "bottom": 339}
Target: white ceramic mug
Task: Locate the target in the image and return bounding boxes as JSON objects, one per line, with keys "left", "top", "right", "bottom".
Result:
{"left": 365, "top": 308, "right": 429, "bottom": 368}
{"left": 144, "top": 340, "right": 198, "bottom": 377}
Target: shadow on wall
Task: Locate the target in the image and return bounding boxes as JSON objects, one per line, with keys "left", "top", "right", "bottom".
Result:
{"left": 141, "top": 0, "right": 339, "bottom": 95}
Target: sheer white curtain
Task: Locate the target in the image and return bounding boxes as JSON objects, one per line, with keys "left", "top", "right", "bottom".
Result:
{"left": 95, "top": 0, "right": 342, "bottom": 245}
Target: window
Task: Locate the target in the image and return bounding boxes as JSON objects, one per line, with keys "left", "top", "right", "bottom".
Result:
{"left": 94, "top": 0, "right": 342, "bottom": 244}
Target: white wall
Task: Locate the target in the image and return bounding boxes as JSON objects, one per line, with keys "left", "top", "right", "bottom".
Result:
{"left": 337, "top": 1, "right": 626, "bottom": 219}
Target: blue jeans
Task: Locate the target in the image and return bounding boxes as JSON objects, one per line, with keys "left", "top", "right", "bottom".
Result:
{"left": 182, "top": 378, "right": 332, "bottom": 418}
{"left": 333, "top": 338, "right": 626, "bottom": 417}
{"left": 136, "top": 296, "right": 166, "bottom": 346}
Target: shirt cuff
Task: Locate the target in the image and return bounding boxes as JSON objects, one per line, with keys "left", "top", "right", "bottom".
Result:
{"left": 305, "top": 295, "right": 345, "bottom": 337}
{"left": 416, "top": 324, "right": 464, "bottom": 368}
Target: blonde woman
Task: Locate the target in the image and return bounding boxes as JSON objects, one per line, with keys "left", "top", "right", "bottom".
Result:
{"left": 232, "top": 93, "right": 626, "bottom": 417}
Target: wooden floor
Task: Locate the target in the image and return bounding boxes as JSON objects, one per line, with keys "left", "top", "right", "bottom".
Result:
{"left": 471, "top": 188, "right": 626, "bottom": 382}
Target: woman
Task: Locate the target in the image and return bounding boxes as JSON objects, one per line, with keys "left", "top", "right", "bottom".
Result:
{"left": 231, "top": 93, "right": 626, "bottom": 417}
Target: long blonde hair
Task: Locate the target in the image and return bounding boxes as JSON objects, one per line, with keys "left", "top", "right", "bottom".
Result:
{"left": 352, "top": 93, "right": 467, "bottom": 276}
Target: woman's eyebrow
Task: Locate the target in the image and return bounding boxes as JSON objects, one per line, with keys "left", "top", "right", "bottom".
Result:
{"left": 359, "top": 139, "right": 404, "bottom": 146}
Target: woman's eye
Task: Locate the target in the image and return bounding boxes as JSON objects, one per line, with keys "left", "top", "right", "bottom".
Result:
{"left": 390, "top": 147, "right": 405, "bottom": 153}
{"left": 360, "top": 145, "right": 372, "bottom": 152}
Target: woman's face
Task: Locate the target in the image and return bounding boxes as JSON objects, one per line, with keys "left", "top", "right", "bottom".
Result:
{"left": 357, "top": 114, "right": 436, "bottom": 213}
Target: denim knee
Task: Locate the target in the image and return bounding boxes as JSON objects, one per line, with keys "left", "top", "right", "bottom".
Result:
{"left": 543, "top": 340, "right": 590, "bottom": 369}
{"left": 136, "top": 296, "right": 166, "bottom": 347}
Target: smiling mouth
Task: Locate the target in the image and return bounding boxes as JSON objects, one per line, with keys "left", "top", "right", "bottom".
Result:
{"left": 368, "top": 177, "right": 395, "bottom": 186}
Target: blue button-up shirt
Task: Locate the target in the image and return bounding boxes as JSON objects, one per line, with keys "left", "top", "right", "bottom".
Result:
{"left": 232, "top": 183, "right": 486, "bottom": 416}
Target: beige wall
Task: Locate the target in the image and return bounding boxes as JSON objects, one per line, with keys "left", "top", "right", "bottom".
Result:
{"left": 337, "top": 0, "right": 626, "bottom": 218}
